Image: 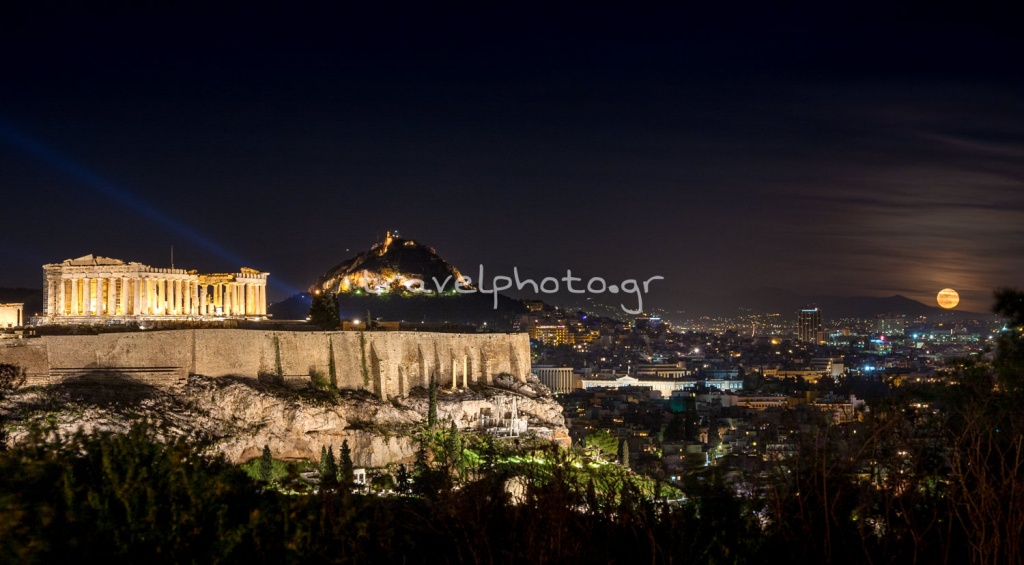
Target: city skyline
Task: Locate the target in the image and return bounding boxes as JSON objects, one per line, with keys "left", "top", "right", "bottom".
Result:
{"left": 2, "top": 5, "right": 1022, "bottom": 315}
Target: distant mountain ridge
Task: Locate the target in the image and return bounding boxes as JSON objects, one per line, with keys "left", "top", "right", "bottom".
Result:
{"left": 680, "top": 287, "right": 993, "bottom": 320}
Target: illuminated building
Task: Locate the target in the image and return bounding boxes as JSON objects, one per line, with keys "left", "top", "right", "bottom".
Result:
{"left": 798, "top": 308, "right": 822, "bottom": 343}
{"left": 530, "top": 324, "right": 572, "bottom": 346}
{"left": 875, "top": 316, "right": 906, "bottom": 335}
{"left": 523, "top": 300, "right": 545, "bottom": 312}
{"left": 40, "top": 254, "right": 269, "bottom": 324}
{"left": 579, "top": 374, "right": 743, "bottom": 395}
{"left": 0, "top": 303, "right": 23, "bottom": 328}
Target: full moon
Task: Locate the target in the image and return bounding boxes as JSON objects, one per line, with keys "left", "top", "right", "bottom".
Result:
{"left": 936, "top": 288, "right": 960, "bottom": 309}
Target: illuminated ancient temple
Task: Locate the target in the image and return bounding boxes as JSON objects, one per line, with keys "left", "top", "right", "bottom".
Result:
{"left": 40, "top": 254, "right": 268, "bottom": 324}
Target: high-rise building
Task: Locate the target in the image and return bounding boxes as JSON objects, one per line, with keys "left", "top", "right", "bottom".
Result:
{"left": 798, "top": 308, "right": 822, "bottom": 343}
{"left": 874, "top": 316, "right": 907, "bottom": 335}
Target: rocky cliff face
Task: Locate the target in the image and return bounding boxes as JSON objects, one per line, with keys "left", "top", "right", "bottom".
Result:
{"left": 1, "top": 374, "right": 568, "bottom": 466}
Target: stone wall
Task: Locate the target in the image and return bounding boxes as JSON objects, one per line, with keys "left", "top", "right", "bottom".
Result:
{"left": 0, "top": 329, "right": 531, "bottom": 396}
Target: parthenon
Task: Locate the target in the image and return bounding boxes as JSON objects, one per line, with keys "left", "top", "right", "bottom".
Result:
{"left": 40, "top": 254, "right": 269, "bottom": 324}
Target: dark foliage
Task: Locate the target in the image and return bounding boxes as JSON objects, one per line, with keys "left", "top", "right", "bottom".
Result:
{"left": 308, "top": 291, "right": 340, "bottom": 331}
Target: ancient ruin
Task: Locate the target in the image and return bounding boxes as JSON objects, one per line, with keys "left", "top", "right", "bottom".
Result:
{"left": 39, "top": 254, "right": 269, "bottom": 324}
{"left": 0, "top": 303, "right": 23, "bottom": 328}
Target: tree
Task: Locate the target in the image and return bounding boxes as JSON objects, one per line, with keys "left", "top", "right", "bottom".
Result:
{"left": 618, "top": 438, "right": 630, "bottom": 468}
{"left": 941, "top": 288, "right": 1024, "bottom": 563}
{"left": 442, "top": 421, "right": 463, "bottom": 479}
{"left": 395, "top": 464, "right": 410, "bottom": 493}
{"left": 257, "top": 445, "right": 273, "bottom": 482}
{"left": 0, "top": 363, "right": 25, "bottom": 450}
{"left": 339, "top": 440, "right": 354, "bottom": 489}
{"left": 319, "top": 445, "right": 338, "bottom": 489}
{"left": 585, "top": 429, "right": 618, "bottom": 460}
{"left": 0, "top": 363, "right": 25, "bottom": 393}
{"left": 427, "top": 376, "right": 439, "bottom": 428}
{"left": 993, "top": 287, "right": 1024, "bottom": 393}
{"left": 308, "top": 291, "right": 340, "bottom": 331}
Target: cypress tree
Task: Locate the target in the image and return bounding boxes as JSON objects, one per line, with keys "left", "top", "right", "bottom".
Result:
{"left": 339, "top": 440, "right": 354, "bottom": 489}
{"left": 321, "top": 445, "right": 339, "bottom": 490}
{"left": 308, "top": 291, "right": 340, "bottom": 330}
{"left": 257, "top": 445, "right": 273, "bottom": 482}
{"left": 396, "top": 464, "right": 410, "bottom": 493}
{"left": 428, "top": 376, "right": 439, "bottom": 428}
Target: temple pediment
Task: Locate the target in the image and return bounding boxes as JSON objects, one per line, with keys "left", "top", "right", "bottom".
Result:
{"left": 65, "top": 254, "right": 126, "bottom": 267}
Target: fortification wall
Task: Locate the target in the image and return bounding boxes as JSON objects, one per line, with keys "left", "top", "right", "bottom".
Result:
{"left": 0, "top": 329, "right": 531, "bottom": 396}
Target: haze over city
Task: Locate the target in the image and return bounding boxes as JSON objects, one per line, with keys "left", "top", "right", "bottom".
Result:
{"left": 2, "top": 4, "right": 1022, "bottom": 315}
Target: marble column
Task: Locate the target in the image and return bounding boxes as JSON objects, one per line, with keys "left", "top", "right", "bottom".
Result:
{"left": 107, "top": 278, "right": 116, "bottom": 316}
{"left": 46, "top": 279, "right": 55, "bottom": 316}
{"left": 161, "top": 278, "right": 168, "bottom": 315}
{"left": 150, "top": 278, "right": 157, "bottom": 314}
{"left": 173, "top": 279, "right": 181, "bottom": 315}
{"left": 70, "top": 278, "right": 79, "bottom": 315}
{"left": 84, "top": 278, "right": 93, "bottom": 315}
{"left": 152, "top": 278, "right": 159, "bottom": 314}
{"left": 119, "top": 277, "right": 127, "bottom": 315}
{"left": 139, "top": 278, "right": 146, "bottom": 315}
{"left": 58, "top": 278, "right": 66, "bottom": 316}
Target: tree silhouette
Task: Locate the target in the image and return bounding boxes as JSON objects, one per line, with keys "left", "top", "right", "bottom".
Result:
{"left": 257, "top": 445, "right": 273, "bottom": 482}
{"left": 427, "top": 376, "right": 439, "bottom": 428}
{"left": 993, "top": 287, "right": 1024, "bottom": 393}
{"left": 308, "top": 291, "right": 340, "bottom": 330}
{"left": 319, "top": 445, "right": 338, "bottom": 490}
{"left": 339, "top": 440, "right": 354, "bottom": 489}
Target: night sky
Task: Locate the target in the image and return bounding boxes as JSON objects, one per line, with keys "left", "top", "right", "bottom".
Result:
{"left": 2, "top": 5, "right": 1022, "bottom": 316}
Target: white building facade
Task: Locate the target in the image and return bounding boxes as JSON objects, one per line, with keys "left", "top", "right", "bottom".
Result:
{"left": 580, "top": 375, "right": 743, "bottom": 396}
